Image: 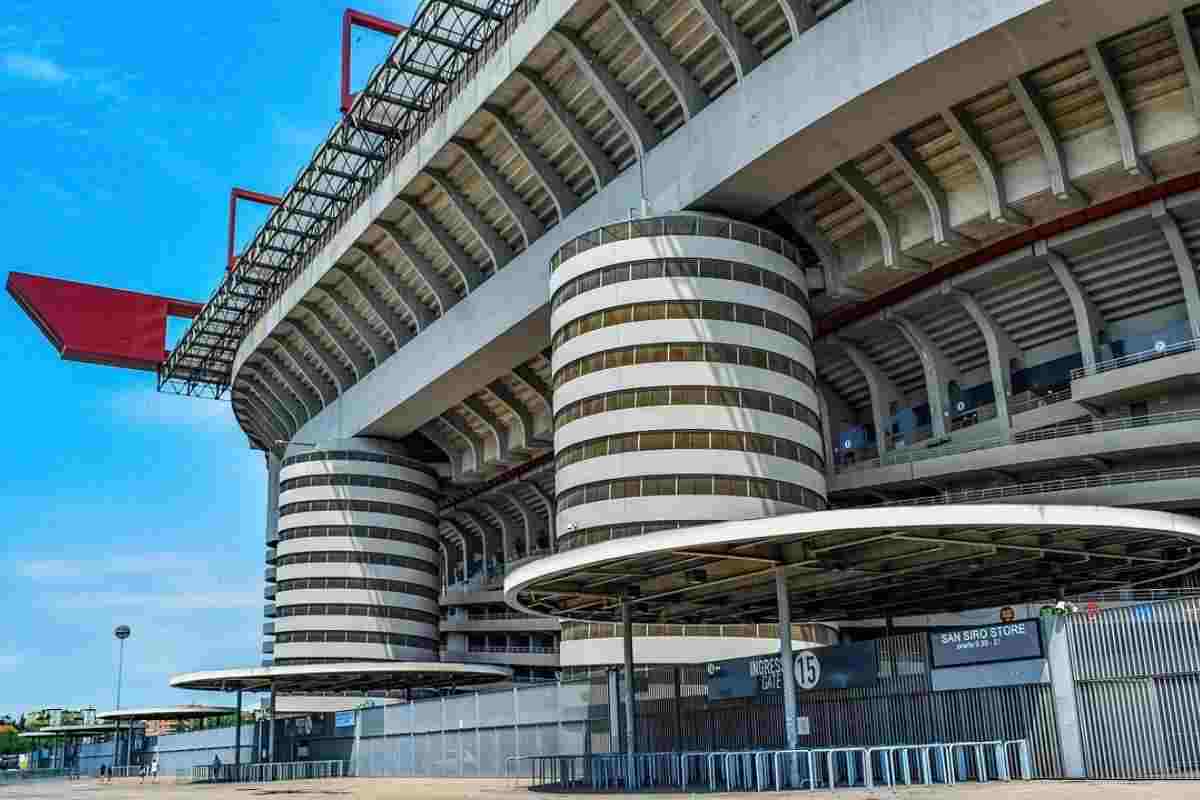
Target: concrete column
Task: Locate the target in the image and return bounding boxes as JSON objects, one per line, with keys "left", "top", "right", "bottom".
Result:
{"left": 234, "top": 690, "right": 242, "bottom": 768}
{"left": 776, "top": 568, "right": 799, "bottom": 751}
{"left": 1153, "top": 202, "right": 1200, "bottom": 339}
{"left": 269, "top": 686, "right": 277, "bottom": 764}
{"left": 621, "top": 601, "right": 637, "bottom": 789}
{"left": 830, "top": 336, "right": 900, "bottom": 458}
{"left": 1043, "top": 615, "right": 1086, "bottom": 777}
{"left": 265, "top": 452, "right": 281, "bottom": 542}
{"left": 953, "top": 289, "right": 1021, "bottom": 421}
{"left": 1039, "top": 242, "right": 1104, "bottom": 371}
{"left": 606, "top": 668, "right": 621, "bottom": 754}
{"left": 890, "top": 314, "right": 961, "bottom": 438}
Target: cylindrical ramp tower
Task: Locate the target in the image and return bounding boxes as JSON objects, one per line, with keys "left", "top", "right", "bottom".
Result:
{"left": 268, "top": 438, "right": 442, "bottom": 664}
{"left": 550, "top": 214, "right": 827, "bottom": 551}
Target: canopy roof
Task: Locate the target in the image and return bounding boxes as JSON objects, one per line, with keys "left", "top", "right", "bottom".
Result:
{"left": 169, "top": 661, "right": 511, "bottom": 693}
{"left": 37, "top": 724, "right": 120, "bottom": 736}
{"left": 97, "top": 705, "right": 236, "bottom": 722}
{"left": 506, "top": 505, "right": 1200, "bottom": 623}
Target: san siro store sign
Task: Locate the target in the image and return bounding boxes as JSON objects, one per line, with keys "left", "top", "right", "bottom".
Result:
{"left": 705, "top": 641, "right": 878, "bottom": 700}
{"left": 927, "top": 619, "right": 1043, "bottom": 668}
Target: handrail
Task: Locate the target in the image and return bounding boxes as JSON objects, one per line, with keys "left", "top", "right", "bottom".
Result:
{"left": 1007, "top": 388, "right": 1072, "bottom": 416}
{"left": 835, "top": 406, "right": 1200, "bottom": 473}
{"left": 1071, "top": 337, "right": 1200, "bottom": 380}
{"left": 862, "top": 465, "right": 1200, "bottom": 507}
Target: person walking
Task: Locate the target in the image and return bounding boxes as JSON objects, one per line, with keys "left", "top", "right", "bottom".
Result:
{"left": 98, "top": 764, "right": 106, "bottom": 782}
{"left": 139, "top": 763, "right": 147, "bottom": 783}
{"left": 150, "top": 757, "right": 159, "bottom": 782}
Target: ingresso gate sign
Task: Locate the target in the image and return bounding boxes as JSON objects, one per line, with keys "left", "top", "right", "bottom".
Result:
{"left": 705, "top": 641, "right": 878, "bottom": 700}
{"left": 928, "top": 619, "right": 1043, "bottom": 668}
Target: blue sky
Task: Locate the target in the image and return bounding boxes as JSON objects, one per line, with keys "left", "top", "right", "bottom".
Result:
{"left": 0, "top": 1, "right": 416, "bottom": 717}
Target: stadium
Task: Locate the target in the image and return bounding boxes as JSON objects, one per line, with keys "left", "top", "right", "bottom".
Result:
{"left": 12, "top": 0, "right": 1200, "bottom": 790}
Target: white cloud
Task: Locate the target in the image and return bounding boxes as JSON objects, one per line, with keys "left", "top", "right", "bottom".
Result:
{"left": 2, "top": 52, "right": 68, "bottom": 83}
{"left": 20, "top": 553, "right": 220, "bottom": 582}
{"left": 52, "top": 587, "right": 259, "bottom": 612}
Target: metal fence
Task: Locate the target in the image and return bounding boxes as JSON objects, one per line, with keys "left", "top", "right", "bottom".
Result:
{"left": 189, "top": 760, "right": 344, "bottom": 783}
{"left": 352, "top": 680, "right": 602, "bottom": 777}
{"left": 351, "top": 632, "right": 1062, "bottom": 780}
{"left": 1069, "top": 597, "right": 1200, "bottom": 779}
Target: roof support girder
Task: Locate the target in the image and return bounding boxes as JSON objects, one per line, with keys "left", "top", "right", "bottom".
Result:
{"left": 481, "top": 105, "right": 581, "bottom": 222}
{"left": 397, "top": 198, "right": 485, "bottom": 292}
{"left": 1085, "top": 42, "right": 1151, "bottom": 179}
{"left": 449, "top": 138, "right": 545, "bottom": 249}
{"left": 349, "top": 244, "right": 434, "bottom": 333}
{"left": 687, "top": 0, "right": 762, "bottom": 81}
{"left": 941, "top": 106, "right": 1029, "bottom": 227}
{"left": 514, "top": 68, "right": 616, "bottom": 192}
{"left": 373, "top": 220, "right": 460, "bottom": 316}
{"left": 606, "top": 0, "right": 708, "bottom": 121}
{"left": 1008, "top": 75, "right": 1087, "bottom": 206}
{"left": 831, "top": 163, "right": 925, "bottom": 271}
{"left": 549, "top": 29, "right": 660, "bottom": 159}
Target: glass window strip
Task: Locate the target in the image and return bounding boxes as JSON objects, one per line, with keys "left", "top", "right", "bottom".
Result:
{"left": 274, "top": 630, "right": 438, "bottom": 648}
{"left": 556, "top": 474, "right": 826, "bottom": 513}
{"left": 552, "top": 342, "right": 815, "bottom": 390}
{"left": 275, "top": 603, "right": 438, "bottom": 624}
{"left": 276, "top": 577, "right": 439, "bottom": 600}
{"left": 556, "top": 384, "right": 821, "bottom": 433}
{"left": 552, "top": 258, "right": 809, "bottom": 312}
{"left": 278, "top": 499, "right": 438, "bottom": 525}
{"left": 549, "top": 216, "right": 799, "bottom": 272}
{"left": 279, "top": 474, "right": 441, "bottom": 500}
{"left": 281, "top": 450, "right": 437, "bottom": 478}
{"left": 276, "top": 525, "right": 436, "bottom": 548}
{"left": 274, "top": 550, "right": 438, "bottom": 576}
{"left": 555, "top": 429, "right": 824, "bottom": 472}
{"left": 552, "top": 299, "right": 811, "bottom": 351}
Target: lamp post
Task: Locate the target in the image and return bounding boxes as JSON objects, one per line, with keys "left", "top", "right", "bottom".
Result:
{"left": 113, "top": 625, "right": 131, "bottom": 710}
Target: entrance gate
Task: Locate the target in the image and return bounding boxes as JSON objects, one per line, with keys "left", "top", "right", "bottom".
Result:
{"left": 1069, "top": 597, "right": 1200, "bottom": 779}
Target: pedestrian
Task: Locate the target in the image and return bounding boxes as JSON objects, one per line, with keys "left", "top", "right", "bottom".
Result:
{"left": 139, "top": 762, "right": 147, "bottom": 783}
{"left": 150, "top": 757, "right": 159, "bottom": 782}
{"left": 98, "top": 764, "right": 106, "bottom": 782}
{"left": 212, "top": 753, "right": 222, "bottom": 781}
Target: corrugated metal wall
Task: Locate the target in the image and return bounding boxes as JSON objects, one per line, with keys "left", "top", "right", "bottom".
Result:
{"left": 1069, "top": 598, "right": 1200, "bottom": 778}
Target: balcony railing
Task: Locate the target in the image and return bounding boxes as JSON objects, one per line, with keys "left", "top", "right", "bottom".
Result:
{"left": 561, "top": 621, "right": 836, "bottom": 641}
{"left": 835, "top": 406, "right": 1200, "bottom": 473}
{"left": 1008, "top": 388, "right": 1072, "bottom": 416}
{"left": 865, "top": 464, "right": 1200, "bottom": 507}
{"left": 1070, "top": 338, "right": 1200, "bottom": 380}
{"left": 444, "top": 609, "right": 541, "bottom": 622}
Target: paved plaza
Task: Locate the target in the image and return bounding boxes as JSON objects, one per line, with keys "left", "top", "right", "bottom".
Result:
{"left": 3, "top": 778, "right": 1200, "bottom": 799}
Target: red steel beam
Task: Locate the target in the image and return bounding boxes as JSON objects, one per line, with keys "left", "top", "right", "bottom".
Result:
{"left": 227, "top": 187, "right": 282, "bottom": 272}
{"left": 341, "top": 8, "right": 408, "bottom": 114}
{"left": 818, "top": 169, "right": 1200, "bottom": 339}
{"left": 7, "top": 272, "right": 202, "bottom": 371}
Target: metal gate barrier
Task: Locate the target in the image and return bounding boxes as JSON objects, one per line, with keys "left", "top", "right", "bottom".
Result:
{"left": 1068, "top": 598, "right": 1200, "bottom": 779}
{"left": 507, "top": 739, "right": 1032, "bottom": 791}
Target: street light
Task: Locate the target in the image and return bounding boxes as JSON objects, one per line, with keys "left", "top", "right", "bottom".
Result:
{"left": 113, "top": 625, "right": 131, "bottom": 710}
